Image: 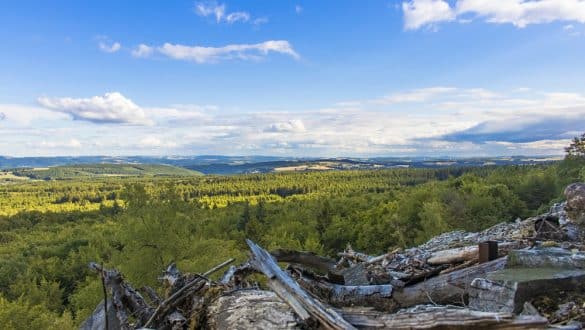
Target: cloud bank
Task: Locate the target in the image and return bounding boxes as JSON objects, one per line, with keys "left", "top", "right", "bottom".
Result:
{"left": 403, "top": 0, "right": 585, "bottom": 30}
{"left": 3, "top": 87, "right": 584, "bottom": 157}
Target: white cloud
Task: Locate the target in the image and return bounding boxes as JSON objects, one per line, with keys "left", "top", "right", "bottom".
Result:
{"left": 0, "top": 112, "right": 5, "bottom": 121}
{"left": 132, "top": 44, "right": 154, "bottom": 58}
{"left": 4, "top": 87, "right": 585, "bottom": 157}
{"left": 98, "top": 41, "right": 121, "bottom": 53}
{"left": 195, "top": 1, "right": 263, "bottom": 24}
{"left": 264, "top": 119, "right": 306, "bottom": 133}
{"left": 403, "top": 0, "right": 455, "bottom": 30}
{"left": 137, "top": 40, "right": 299, "bottom": 63}
{"left": 252, "top": 17, "right": 269, "bottom": 25}
{"left": 139, "top": 136, "right": 178, "bottom": 148}
{"left": 195, "top": 1, "right": 226, "bottom": 22}
{"left": 37, "top": 92, "right": 153, "bottom": 125}
{"left": 226, "top": 11, "right": 250, "bottom": 23}
{"left": 96, "top": 36, "right": 121, "bottom": 53}
{"left": 38, "top": 139, "right": 82, "bottom": 149}
{"left": 295, "top": 5, "right": 303, "bottom": 14}
{"left": 373, "top": 87, "right": 456, "bottom": 104}
{"left": 403, "top": 0, "right": 585, "bottom": 30}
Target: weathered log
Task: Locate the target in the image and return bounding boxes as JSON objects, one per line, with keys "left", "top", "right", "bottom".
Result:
{"left": 220, "top": 261, "right": 256, "bottom": 286}
{"left": 392, "top": 257, "right": 508, "bottom": 309}
{"left": 271, "top": 249, "right": 337, "bottom": 273}
{"left": 291, "top": 269, "right": 397, "bottom": 311}
{"left": 79, "top": 299, "right": 121, "bottom": 330}
{"left": 427, "top": 241, "right": 523, "bottom": 265}
{"left": 88, "top": 262, "right": 153, "bottom": 329}
{"left": 206, "top": 289, "right": 300, "bottom": 329}
{"left": 246, "top": 239, "right": 356, "bottom": 330}
{"left": 339, "top": 305, "right": 547, "bottom": 329}
{"left": 427, "top": 245, "right": 479, "bottom": 265}
{"left": 143, "top": 258, "right": 234, "bottom": 328}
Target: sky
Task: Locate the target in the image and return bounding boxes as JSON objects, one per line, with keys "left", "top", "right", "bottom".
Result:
{"left": 1, "top": 0, "right": 585, "bottom": 157}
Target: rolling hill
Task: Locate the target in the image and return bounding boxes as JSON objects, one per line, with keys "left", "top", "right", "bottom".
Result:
{"left": 8, "top": 164, "right": 203, "bottom": 180}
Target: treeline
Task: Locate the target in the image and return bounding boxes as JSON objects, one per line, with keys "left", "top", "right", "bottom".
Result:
{"left": 0, "top": 159, "right": 583, "bottom": 329}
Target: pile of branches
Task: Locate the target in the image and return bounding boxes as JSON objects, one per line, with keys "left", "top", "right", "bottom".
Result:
{"left": 82, "top": 202, "right": 584, "bottom": 329}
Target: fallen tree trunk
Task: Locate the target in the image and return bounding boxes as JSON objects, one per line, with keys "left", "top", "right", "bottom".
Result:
{"left": 271, "top": 249, "right": 337, "bottom": 273}
{"left": 291, "top": 270, "right": 397, "bottom": 311}
{"left": 206, "top": 289, "right": 300, "bottom": 329}
{"left": 427, "top": 245, "right": 479, "bottom": 265}
{"left": 427, "top": 242, "right": 523, "bottom": 265}
{"left": 340, "top": 305, "right": 547, "bottom": 329}
{"left": 392, "top": 257, "right": 508, "bottom": 308}
{"left": 88, "top": 263, "right": 153, "bottom": 329}
{"left": 246, "top": 239, "right": 356, "bottom": 330}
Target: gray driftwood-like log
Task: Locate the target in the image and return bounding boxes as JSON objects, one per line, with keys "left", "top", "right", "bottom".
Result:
{"left": 392, "top": 257, "right": 508, "bottom": 308}
{"left": 291, "top": 270, "right": 397, "bottom": 311}
{"left": 143, "top": 258, "right": 234, "bottom": 328}
{"left": 427, "top": 241, "right": 523, "bottom": 265}
{"left": 206, "top": 289, "right": 300, "bottom": 329}
{"left": 246, "top": 239, "right": 357, "bottom": 330}
{"left": 271, "top": 249, "right": 337, "bottom": 273}
{"left": 339, "top": 305, "right": 548, "bottom": 329}
{"left": 88, "top": 262, "right": 153, "bottom": 329}
{"left": 79, "top": 299, "right": 121, "bottom": 330}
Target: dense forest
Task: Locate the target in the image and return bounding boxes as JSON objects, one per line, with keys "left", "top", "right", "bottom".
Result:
{"left": 1, "top": 143, "right": 584, "bottom": 328}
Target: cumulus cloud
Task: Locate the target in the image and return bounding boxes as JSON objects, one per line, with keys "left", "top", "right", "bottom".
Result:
{"left": 96, "top": 36, "right": 121, "bottom": 53}
{"left": 403, "top": 0, "right": 585, "bottom": 30}
{"left": 37, "top": 92, "right": 152, "bottom": 125}
{"left": 403, "top": 0, "right": 455, "bottom": 30}
{"left": 194, "top": 1, "right": 264, "bottom": 25}
{"left": 131, "top": 44, "right": 154, "bottom": 58}
{"left": 264, "top": 119, "right": 306, "bottom": 133}
{"left": 99, "top": 41, "right": 121, "bottom": 53}
{"left": 135, "top": 40, "right": 299, "bottom": 63}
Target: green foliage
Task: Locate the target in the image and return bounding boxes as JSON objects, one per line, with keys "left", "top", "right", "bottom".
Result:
{"left": 0, "top": 163, "right": 576, "bottom": 326}
{"left": 565, "top": 132, "right": 585, "bottom": 158}
{"left": 0, "top": 296, "right": 75, "bottom": 330}
{"left": 11, "top": 163, "right": 202, "bottom": 180}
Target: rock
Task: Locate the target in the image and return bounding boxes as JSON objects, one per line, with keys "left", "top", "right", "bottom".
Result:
{"left": 550, "top": 202, "right": 569, "bottom": 226}
{"left": 565, "top": 183, "right": 585, "bottom": 224}
{"left": 469, "top": 268, "right": 585, "bottom": 313}
{"left": 206, "top": 290, "right": 300, "bottom": 329}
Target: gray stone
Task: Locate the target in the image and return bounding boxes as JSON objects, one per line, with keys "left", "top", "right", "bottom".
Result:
{"left": 565, "top": 182, "right": 585, "bottom": 223}
{"left": 469, "top": 268, "right": 585, "bottom": 313}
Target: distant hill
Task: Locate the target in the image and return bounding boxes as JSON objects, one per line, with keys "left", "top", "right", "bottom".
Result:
{"left": 0, "top": 155, "right": 562, "bottom": 175}
{"left": 8, "top": 164, "right": 202, "bottom": 180}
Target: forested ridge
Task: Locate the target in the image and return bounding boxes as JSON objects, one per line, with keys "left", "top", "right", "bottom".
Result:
{"left": 0, "top": 155, "right": 584, "bottom": 328}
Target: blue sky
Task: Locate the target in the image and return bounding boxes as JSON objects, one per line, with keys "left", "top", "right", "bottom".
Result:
{"left": 1, "top": 0, "right": 585, "bottom": 157}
